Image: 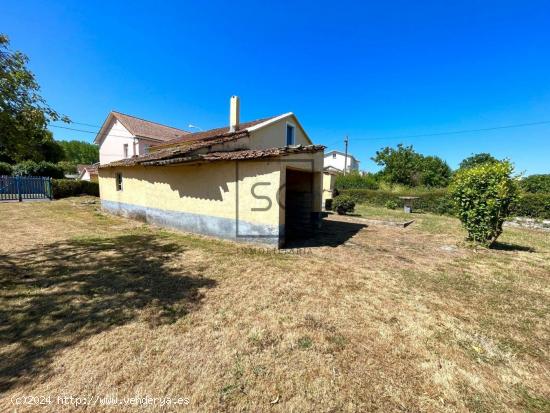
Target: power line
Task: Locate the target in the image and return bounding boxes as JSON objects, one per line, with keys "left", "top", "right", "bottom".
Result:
{"left": 51, "top": 116, "right": 550, "bottom": 147}
{"left": 61, "top": 121, "right": 102, "bottom": 128}
{"left": 49, "top": 124, "right": 140, "bottom": 140}
{"left": 326, "top": 120, "right": 550, "bottom": 147}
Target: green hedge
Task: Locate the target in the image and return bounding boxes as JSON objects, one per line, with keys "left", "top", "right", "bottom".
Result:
{"left": 519, "top": 174, "right": 550, "bottom": 194}
{"left": 511, "top": 193, "right": 550, "bottom": 220}
{"left": 340, "top": 188, "right": 454, "bottom": 215}
{"left": 52, "top": 179, "right": 99, "bottom": 199}
{"left": 340, "top": 189, "right": 550, "bottom": 219}
{"left": 334, "top": 172, "right": 379, "bottom": 190}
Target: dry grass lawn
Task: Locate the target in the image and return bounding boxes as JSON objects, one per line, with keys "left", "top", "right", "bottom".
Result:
{"left": 0, "top": 198, "right": 548, "bottom": 412}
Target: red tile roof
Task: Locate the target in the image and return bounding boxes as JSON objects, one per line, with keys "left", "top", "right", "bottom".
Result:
{"left": 98, "top": 113, "right": 323, "bottom": 169}
{"left": 101, "top": 144, "right": 325, "bottom": 168}
{"left": 156, "top": 116, "right": 277, "bottom": 147}
{"left": 111, "top": 111, "right": 190, "bottom": 142}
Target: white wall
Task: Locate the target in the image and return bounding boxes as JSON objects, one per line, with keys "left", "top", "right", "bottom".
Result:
{"left": 324, "top": 152, "right": 359, "bottom": 172}
{"left": 99, "top": 119, "right": 136, "bottom": 165}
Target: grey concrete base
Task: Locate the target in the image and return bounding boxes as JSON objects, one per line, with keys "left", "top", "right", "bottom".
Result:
{"left": 101, "top": 199, "right": 281, "bottom": 246}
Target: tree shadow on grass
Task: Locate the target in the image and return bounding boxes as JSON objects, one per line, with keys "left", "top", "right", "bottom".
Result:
{"left": 490, "top": 241, "right": 535, "bottom": 252}
{"left": 0, "top": 234, "right": 216, "bottom": 392}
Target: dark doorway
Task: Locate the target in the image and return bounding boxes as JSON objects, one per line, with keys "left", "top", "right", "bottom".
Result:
{"left": 284, "top": 169, "right": 314, "bottom": 242}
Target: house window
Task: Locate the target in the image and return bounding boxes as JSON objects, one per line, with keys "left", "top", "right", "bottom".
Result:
{"left": 123, "top": 144, "right": 129, "bottom": 158}
{"left": 143, "top": 144, "right": 151, "bottom": 154}
{"left": 286, "top": 123, "right": 295, "bottom": 146}
{"left": 116, "top": 173, "right": 123, "bottom": 191}
{"left": 332, "top": 153, "right": 336, "bottom": 159}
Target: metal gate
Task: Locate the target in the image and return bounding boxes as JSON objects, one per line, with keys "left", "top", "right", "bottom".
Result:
{"left": 0, "top": 176, "right": 53, "bottom": 201}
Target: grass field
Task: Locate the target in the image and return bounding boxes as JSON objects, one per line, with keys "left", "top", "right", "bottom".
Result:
{"left": 0, "top": 198, "right": 548, "bottom": 412}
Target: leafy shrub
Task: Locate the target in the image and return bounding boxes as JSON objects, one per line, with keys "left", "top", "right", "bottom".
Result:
{"left": 511, "top": 193, "right": 550, "bottom": 219}
{"left": 0, "top": 162, "right": 13, "bottom": 176}
{"left": 519, "top": 174, "right": 550, "bottom": 194}
{"left": 52, "top": 179, "right": 99, "bottom": 199}
{"left": 13, "top": 160, "right": 65, "bottom": 179}
{"left": 334, "top": 171, "right": 379, "bottom": 190}
{"left": 333, "top": 195, "right": 356, "bottom": 215}
{"left": 449, "top": 161, "right": 518, "bottom": 246}
{"left": 385, "top": 200, "right": 398, "bottom": 210}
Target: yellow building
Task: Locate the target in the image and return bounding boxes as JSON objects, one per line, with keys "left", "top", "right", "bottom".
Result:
{"left": 97, "top": 97, "right": 324, "bottom": 247}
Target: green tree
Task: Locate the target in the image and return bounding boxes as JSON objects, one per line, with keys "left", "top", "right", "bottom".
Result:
{"left": 0, "top": 34, "right": 68, "bottom": 163}
{"left": 458, "top": 153, "right": 498, "bottom": 170}
{"left": 372, "top": 144, "right": 423, "bottom": 186}
{"left": 372, "top": 144, "right": 451, "bottom": 187}
{"left": 449, "top": 161, "right": 518, "bottom": 246}
{"left": 418, "top": 156, "right": 452, "bottom": 187}
{"left": 57, "top": 140, "right": 99, "bottom": 165}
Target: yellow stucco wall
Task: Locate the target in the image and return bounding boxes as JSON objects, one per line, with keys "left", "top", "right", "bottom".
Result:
{"left": 99, "top": 160, "right": 281, "bottom": 227}
{"left": 322, "top": 172, "right": 336, "bottom": 208}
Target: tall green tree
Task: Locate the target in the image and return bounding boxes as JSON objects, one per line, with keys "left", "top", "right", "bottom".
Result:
{"left": 418, "top": 155, "right": 452, "bottom": 187}
{"left": 458, "top": 153, "right": 498, "bottom": 170}
{"left": 57, "top": 140, "right": 99, "bottom": 164}
{"left": 0, "top": 34, "right": 68, "bottom": 163}
{"left": 372, "top": 144, "right": 451, "bottom": 187}
{"left": 372, "top": 144, "right": 423, "bottom": 186}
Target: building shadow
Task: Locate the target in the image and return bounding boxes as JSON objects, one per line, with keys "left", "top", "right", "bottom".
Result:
{"left": 284, "top": 218, "right": 367, "bottom": 248}
{"left": 0, "top": 234, "right": 216, "bottom": 392}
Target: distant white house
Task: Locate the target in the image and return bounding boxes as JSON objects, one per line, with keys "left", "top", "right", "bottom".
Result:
{"left": 77, "top": 164, "right": 99, "bottom": 182}
{"left": 324, "top": 150, "right": 359, "bottom": 173}
{"left": 94, "top": 111, "right": 190, "bottom": 165}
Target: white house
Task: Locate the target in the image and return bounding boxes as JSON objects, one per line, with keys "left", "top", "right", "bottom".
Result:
{"left": 77, "top": 164, "right": 99, "bottom": 181}
{"left": 324, "top": 150, "right": 359, "bottom": 173}
{"left": 94, "top": 111, "right": 190, "bottom": 165}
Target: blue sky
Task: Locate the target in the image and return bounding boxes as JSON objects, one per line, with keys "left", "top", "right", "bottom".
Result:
{"left": 2, "top": 0, "right": 549, "bottom": 174}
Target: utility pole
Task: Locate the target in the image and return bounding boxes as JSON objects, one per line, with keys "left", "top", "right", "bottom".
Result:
{"left": 343, "top": 135, "right": 349, "bottom": 175}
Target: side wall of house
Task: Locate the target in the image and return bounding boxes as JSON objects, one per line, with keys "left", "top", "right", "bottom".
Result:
{"left": 98, "top": 160, "right": 282, "bottom": 245}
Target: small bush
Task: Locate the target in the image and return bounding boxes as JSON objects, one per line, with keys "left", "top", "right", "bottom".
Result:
{"left": 0, "top": 162, "right": 13, "bottom": 176}
{"left": 519, "top": 174, "right": 550, "bottom": 194}
{"left": 335, "top": 172, "right": 379, "bottom": 190}
{"left": 52, "top": 179, "right": 99, "bottom": 199}
{"left": 385, "top": 200, "right": 398, "bottom": 210}
{"left": 449, "top": 161, "right": 518, "bottom": 246}
{"left": 333, "top": 195, "right": 356, "bottom": 215}
{"left": 13, "top": 160, "right": 65, "bottom": 179}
